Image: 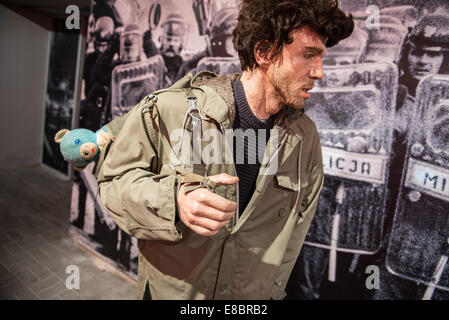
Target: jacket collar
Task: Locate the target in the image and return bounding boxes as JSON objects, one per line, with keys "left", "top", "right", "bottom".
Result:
{"left": 190, "top": 71, "right": 306, "bottom": 142}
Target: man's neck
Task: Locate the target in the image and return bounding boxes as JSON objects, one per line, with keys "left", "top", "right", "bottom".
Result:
{"left": 240, "top": 69, "right": 283, "bottom": 120}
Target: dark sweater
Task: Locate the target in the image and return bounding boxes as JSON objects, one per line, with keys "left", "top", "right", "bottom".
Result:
{"left": 232, "top": 79, "right": 274, "bottom": 215}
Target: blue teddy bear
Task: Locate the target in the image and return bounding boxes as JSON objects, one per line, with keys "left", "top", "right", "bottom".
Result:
{"left": 54, "top": 126, "right": 113, "bottom": 170}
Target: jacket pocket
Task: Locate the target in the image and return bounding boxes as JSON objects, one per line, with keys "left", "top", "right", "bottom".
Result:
{"left": 275, "top": 170, "right": 300, "bottom": 212}
{"left": 275, "top": 171, "right": 299, "bottom": 192}
{"left": 125, "top": 172, "right": 182, "bottom": 242}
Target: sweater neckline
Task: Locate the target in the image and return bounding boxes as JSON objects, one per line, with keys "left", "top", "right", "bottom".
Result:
{"left": 232, "top": 79, "right": 274, "bottom": 129}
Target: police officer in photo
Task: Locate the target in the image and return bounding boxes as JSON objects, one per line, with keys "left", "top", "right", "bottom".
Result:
{"left": 397, "top": 12, "right": 449, "bottom": 100}
{"left": 81, "top": 16, "right": 118, "bottom": 131}
{"left": 175, "top": 7, "right": 239, "bottom": 80}
{"left": 143, "top": 3, "right": 161, "bottom": 59}
{"left": 109, "top": 23, "right": 151, "bottom": 114}
{"left": 159, "top": 13, "right": 187, "bottom": 85}
{"left": 370, "top": 11, "right": 449, "bottom": 300}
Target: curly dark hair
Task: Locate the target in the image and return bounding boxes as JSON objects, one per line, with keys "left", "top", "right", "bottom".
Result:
{"left": 232, "top": 0, "right": 354, "bottom": 71}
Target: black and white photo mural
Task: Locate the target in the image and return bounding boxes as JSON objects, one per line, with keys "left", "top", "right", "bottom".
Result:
{"left": 72, "top": 0, "right": 449, "bottom": 298}
{"left": 286, "top": 0, "right": 449, "bottom": 300}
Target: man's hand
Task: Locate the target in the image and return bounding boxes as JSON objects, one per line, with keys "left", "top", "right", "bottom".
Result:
{"left": 177, "top": 173, "right": 238, "bottom": 236}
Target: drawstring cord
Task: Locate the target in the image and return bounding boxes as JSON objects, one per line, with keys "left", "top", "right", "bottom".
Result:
{"left": 174, "top": 97, "right": 209, "bottom": 165}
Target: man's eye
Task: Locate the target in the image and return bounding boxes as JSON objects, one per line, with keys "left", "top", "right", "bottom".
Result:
{"left": 304, "top": 54, "right": 314, "bottom": 59}
{"left": 411, "top": 49, "right": 424, "bottom": 57}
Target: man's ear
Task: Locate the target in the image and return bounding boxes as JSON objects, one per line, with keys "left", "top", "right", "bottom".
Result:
{"left": 254, "top": 41, "right": 276, "bottom": 69}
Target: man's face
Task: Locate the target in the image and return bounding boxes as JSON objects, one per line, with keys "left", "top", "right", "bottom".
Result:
{"left": 161, "top": 21, "right": 185, "bottom": 57}
{"left": 121, "top": 34, "right": 140, "bottom": 63}
{"left": 161, "top": 35, "right": 183, "bottom": 57}
{"left": 266, "top": 26, "right": 326, "bottom": 111}
{"left": 407, "top": 45, "right": 444, "bottom": 81}
{"left": 94, "top": 40, "right": 110, "bottom": 53}
{"left": 122, "top": 45, "right": 139, "bottom": 63}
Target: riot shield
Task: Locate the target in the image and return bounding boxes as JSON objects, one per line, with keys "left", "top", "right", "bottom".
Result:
{"left": 303, "top": 62, "right": 398, "bottom": 280}
{"left": 110, "top": 54, "right": 166, "bottom": 119}
{"left": 195, "top": 56, "right": 241, "bottom": 75}
{"left": 386, "top": 75, "right": 449, "bottom": 297}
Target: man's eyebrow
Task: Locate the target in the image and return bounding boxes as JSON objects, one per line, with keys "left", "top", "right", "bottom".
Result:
{"left": 303, "top": 47, "right": 325, "bottom": 55}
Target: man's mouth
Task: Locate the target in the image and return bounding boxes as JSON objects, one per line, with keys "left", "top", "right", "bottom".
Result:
{"left": 301, "top": 87, "right": 313, "bottom": 98}
{"left": 414, "top": 69, "right": 430, "bottom": 75}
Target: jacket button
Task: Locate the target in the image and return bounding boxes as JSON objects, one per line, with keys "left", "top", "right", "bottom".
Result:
{"left": 275, "top": 280, "right": 283, "bottom": 286}
{"left": 228, "top": 185, "right": 235, "bottom": 195}
{"left": 302, "top": 198, "right": 308, "bottom": 207}
{"left": 279, "top": 208, "right": 287, "bottom": 217}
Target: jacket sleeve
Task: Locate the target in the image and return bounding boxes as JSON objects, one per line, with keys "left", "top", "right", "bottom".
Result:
{"left": 97, "top": 103, "right": 182, "bottom": 242}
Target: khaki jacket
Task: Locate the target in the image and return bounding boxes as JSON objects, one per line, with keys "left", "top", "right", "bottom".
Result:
{"left": 97, "top": 72, "right": 324, "bottom": 300}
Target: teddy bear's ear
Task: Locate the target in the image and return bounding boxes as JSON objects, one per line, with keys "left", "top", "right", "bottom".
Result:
{"left": 54, "top": 129, "right": 70, "bottom": 144}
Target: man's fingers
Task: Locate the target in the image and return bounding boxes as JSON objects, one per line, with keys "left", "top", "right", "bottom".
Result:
{"left": 191, "top": 200, "right": 235, "bottom": 221}
{"left": 185, "top": 214, "right": 230, "bottom": 232}
{"left": 188, "top": 224, "right": 219, "bottom": 237}
{"left": 196, "top": 188, "right": 237, "bottom": 213}
{"left": 177, "top": 174, "right": 238, "bottom": 237}
{"left": 208, "top": 173, "right": 239, "bottom": 186}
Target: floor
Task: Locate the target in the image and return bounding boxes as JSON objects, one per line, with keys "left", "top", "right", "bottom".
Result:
{"left": 0, "top": 165, "right": 136, "bottom": 300}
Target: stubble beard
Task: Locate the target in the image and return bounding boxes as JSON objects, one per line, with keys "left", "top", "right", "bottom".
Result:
{"left": 270, "top": 63, "right": 305, "bottom": 111}
{"left": 272, "top": 77, "right": 304, "bottom": 110}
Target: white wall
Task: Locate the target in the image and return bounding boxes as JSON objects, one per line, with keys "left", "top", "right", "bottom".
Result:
{"left": 0, "top": 5, "right": 50, "bottom": 170}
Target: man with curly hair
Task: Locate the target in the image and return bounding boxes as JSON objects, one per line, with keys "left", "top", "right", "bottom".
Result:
{"left": 98, "top": 0, "right": 353, "bottom": 299}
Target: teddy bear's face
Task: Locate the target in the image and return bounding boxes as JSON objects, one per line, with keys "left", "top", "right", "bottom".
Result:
{"left": 55, "top": 129, "right": 100, "bottom": 169}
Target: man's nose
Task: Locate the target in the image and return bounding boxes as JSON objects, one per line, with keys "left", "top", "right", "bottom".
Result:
{"left": 417, "top": 53, "right": 432, "bottom": 64}
{"left": 310, "top": 61, "right": 324, "bottom": 80}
